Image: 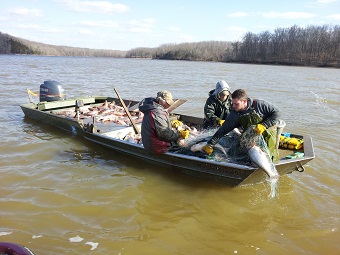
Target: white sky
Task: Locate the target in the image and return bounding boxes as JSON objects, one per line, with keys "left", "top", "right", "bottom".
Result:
{"left": 1, "top": 0, "right": 339, "bottom": 51}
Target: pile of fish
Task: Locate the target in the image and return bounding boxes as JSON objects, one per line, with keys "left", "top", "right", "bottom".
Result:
{"left": 54, "top": 100, "right": 144, "bottom": 126}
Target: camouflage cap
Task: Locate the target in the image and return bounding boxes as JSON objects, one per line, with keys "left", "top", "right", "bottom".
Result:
{"left": 157, "top": 90, "right": 174, "bottom": 105}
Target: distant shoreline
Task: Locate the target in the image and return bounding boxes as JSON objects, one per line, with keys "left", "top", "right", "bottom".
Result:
{"left": 2, "top": 53, "right": 337, "bottom": 69}
{"left": 2, "top": 24, "right": 339, "bottom": 69}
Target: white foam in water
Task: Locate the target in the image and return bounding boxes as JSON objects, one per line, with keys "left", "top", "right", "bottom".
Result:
{"left": 32, "top": 235, "right": 43, "bottom": 239}
{"left": 0, "top": 231, "right": 13, "bottom": 236}
{"left": 85, "top": 242, "right": 99, "bottom": 250}
{"left": 69, "top": 235, "right": 84, "bottom": 242}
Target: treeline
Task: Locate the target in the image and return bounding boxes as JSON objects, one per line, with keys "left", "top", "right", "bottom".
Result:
{"left": 0, "top": 32, "right": 126, "bottom": 57}
{"left": 126, "top": 41, "right": 232, "bottom": 62}
{"left": 126, "top": 25, "right": 340, "bottom": 67}
{"left": 1, "top": 24, "right": 339, "bottom": 67}
{"left": 230, "top": 25, "right": 340, "bottom": 67}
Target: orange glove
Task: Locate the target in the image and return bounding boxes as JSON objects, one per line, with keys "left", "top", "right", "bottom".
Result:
{"left": 179, "top": 129, "right": 190, "bottom": 139}
{"left": 254, "top": 124, "right": 266, "bottom": 134}
{"left": 202, "top": 144, "right": 214, "bottom": 155}
{"left": 218, "top": 119, "right": 225, "bottom": 126}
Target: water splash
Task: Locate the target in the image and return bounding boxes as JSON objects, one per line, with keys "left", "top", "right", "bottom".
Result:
{"left": 264, "top": 140, "right": 279, "bottom": 199}
{"left": 268, "top": 173, "right": 279, "bottom": 198}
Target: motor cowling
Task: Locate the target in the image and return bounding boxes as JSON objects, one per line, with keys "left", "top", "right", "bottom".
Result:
{"left": 39, "top": 80, "right": 66, "bottom": 102}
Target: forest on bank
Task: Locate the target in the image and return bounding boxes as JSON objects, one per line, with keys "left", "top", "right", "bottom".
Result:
{"left": 0, "top": 32, "right": 126, "bottom": 58}
{"left": 1, "top": 24, "right": 339, "bottom": 68}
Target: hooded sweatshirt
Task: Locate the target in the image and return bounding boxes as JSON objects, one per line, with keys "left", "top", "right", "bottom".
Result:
{"left": 138, "top": 97, "right": 179, "bottom": 154}
{"left": 203, "top": 81, "right": 232, "bottom": 128}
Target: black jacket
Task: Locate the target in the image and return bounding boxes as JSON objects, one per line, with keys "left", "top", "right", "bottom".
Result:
{"left": 208, "top": 98, "right": 280, "bottom": 146}
{"left": 203, "top": 89, "right": 231, "bottom": 128}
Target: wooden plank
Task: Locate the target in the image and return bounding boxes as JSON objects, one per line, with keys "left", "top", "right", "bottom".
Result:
{"left": 167, "top": 99, "right": 187, "bottom": 113}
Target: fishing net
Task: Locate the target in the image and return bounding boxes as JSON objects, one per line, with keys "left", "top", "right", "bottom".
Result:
{"left": 171, "top": 128, "right": 220, "bottom": 158}
{"left": 175, "top": 125, "right": 275, "bottom": 167}
{"left": 239, "top": 126, "right": 271, "bottom": 159}
{"left": 174, "top": 125, "right": 279, "bottom": 197}
{"left": 241, "top": 126, "right": 279, "bottom": 185}
{"left": 174, "top": 127, "right": 242, "bottom": 162}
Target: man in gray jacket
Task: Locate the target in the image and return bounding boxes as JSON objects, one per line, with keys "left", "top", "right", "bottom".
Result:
{"left": 139, "top": 90, "right": 188, "bottom": 154}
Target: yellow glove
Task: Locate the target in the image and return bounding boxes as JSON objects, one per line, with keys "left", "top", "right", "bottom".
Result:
{"left": 171, "top": 119, "right": 183, "bottom": 129}
{"left": 202, "top": 144, "right": 214, "bottom": 155}
{"left": 254, "top": 124, "right": 266, "bottom": 134}
{"left": 218, "top": 119, "right": 225, "bottom": 126}
{"left": 179, "top": 129, "right": 190, "bottom": 139}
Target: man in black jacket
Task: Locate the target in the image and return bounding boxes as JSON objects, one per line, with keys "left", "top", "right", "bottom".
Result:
{"left": 203, "top": 89, "right": 281, "bottom": 161}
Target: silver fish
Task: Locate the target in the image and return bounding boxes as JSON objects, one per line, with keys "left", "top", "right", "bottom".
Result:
{"left": 190, "top": 141, "right": 227, "bottom": 155}
{"left": 247, "top": 145, "right": 278, "bottom": 178}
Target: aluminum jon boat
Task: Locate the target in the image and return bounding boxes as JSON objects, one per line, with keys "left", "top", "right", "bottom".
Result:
{"left": 20, "top": 81, "right": 315, "bottom": 186}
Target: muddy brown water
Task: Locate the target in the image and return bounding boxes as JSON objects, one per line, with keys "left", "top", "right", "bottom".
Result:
{"left": 0, "top": 55, "right": 339, "bottom": 255}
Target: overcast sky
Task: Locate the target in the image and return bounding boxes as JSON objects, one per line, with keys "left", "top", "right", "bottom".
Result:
{"left": 1, "top": 0, "right": 339, "bottom": 51}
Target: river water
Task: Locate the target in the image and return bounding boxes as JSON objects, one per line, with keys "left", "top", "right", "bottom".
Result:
{"left": 0, "top": 55, "right": 339, "bottom": 255}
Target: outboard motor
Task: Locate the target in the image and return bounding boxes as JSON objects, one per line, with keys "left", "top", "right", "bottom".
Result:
{"left": 39, "top": 80, "right": 66, "bottom": 102}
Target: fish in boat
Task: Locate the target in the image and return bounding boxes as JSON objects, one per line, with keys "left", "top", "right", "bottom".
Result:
{"left": 247, "top": 144, "right": 278, "bottom": 178}
{"left": 190, "top": 141, "right": 227, "bottom": 155}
